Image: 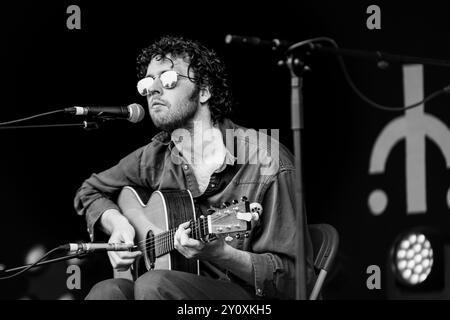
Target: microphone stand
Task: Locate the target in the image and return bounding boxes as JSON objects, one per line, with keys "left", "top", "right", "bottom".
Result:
{"left": 283, "top": 54, "right": 309, "bottom": 300}
{"left": 0, "top": 121, "right": 100, "bottom": 131}
{"left": 0, "top": 120, "right": 99, "bottom": 277}
{"left": 282, "top": 41, "right": 450, "bottom": 301}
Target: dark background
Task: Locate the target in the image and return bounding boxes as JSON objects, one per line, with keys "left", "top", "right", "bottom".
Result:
{"left": 1, "top": 1, "right": 450, "bottom": 299}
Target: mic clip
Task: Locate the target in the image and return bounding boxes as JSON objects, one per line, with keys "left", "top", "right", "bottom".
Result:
{"left": 82, "top": 121, "right": 100, "bottom": 131}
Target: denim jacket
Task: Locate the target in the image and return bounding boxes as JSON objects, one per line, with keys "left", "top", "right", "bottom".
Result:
{"left": 74, "top": 119, "right": 315, "bottom": 299}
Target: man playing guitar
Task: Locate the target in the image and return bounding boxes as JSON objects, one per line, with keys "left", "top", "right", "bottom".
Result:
{"left": 74, "top": 35, "right": 315, "bottom": 300}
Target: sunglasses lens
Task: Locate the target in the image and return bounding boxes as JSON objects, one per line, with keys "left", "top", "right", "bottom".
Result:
{"left": 137, "top": 70, "right": 181, "bottom": 95}
{"left": 137, "top": 77, "right": 154, "bottom": 96}
{"left": 160, "top": 70, "right": 178, "bottom": 89}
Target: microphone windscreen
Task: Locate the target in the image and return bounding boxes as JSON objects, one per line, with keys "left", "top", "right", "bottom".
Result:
{"left": 127, "top": 103, "right": 145, "bottom": 123}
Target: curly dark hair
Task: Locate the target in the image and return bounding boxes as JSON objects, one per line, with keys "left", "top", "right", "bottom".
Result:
{"left": 136, "top": 35, "right": 233, "bottom": 123}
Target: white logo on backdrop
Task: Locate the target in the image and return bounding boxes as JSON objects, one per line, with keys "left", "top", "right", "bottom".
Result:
{"left": 368, "top": 64, "right": 450, "bottom": 215}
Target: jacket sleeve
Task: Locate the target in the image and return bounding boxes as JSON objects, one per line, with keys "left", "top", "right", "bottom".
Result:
{"left": 248, "top": 168, "right": 316, "bottom": 299}
{"left": 74, "top": 147, "right": 145, "bottom": 241}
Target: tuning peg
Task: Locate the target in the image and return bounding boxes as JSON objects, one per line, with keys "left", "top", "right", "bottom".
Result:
{"left": 250, "top": 202, "right": 263, "bottom": 221}
{"left": 250, "top": 202, "right": 263, "bottom": 214}
{"left": 232, "top": 199, "right": 238, "bottom": 205}
{"left": 207, "top": 208, "right": 216, "bottom": 215}
{"left": 222, "top": 201, "right": 231, "bottom": 208}
{"left": 241, "top": 196, "right": 248, "bottom": 202}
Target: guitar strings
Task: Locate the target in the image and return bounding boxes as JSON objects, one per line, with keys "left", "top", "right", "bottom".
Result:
{"left": 135, "top": 222, "right": 205, "bottom": 255}
{"left": 131, "top": 205, "right": 247, "bottom": 255}
{"left": 134, "top": 219, "right": 210, "bottom": 254}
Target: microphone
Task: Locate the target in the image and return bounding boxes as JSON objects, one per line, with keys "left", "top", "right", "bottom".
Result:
{"left": 62, "top": 243, "right": 138, "bottom": 253}
{"left": 225, "top": 34, "right": 292, "bottom": 50}
{"left": 64, "top": 103, "right": 145, "bottom": 123}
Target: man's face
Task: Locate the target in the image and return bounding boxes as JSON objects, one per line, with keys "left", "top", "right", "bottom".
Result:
{"left": 145, "top": 56, "right": 200, "bottom": 132}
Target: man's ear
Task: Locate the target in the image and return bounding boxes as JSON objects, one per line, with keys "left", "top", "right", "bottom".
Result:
{"left": 199, "top": 86, "right": 211, "bottom": 104}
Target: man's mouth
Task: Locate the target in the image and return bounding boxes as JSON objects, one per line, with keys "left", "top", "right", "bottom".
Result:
{"left": 151, "top": 100, "right": 166, "bottom": 109}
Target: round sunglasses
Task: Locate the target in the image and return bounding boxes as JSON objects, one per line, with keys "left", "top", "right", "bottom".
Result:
{"left": 137, "top": 70, "right": 194, "bottom": 96}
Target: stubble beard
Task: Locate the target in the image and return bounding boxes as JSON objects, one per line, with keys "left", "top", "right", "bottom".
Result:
{"left": 150, "top": 87, "right": 200, "bottom": 133}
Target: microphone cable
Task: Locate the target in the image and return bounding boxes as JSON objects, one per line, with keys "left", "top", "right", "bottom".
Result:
{"left": 0, "top": 109, "right": 65, "bottom": 127}
{"left": 285, "top": 37, "right": 450, "bottom": 112}
{"left": 0, "top": 244, "right": 70, "bottom": 280}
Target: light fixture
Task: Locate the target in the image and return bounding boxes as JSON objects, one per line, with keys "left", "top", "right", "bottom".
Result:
{"left": 392, "top": 232, "right": 433, "bottom": 286}
{"left": 389, "top": 227, "right": 444, "bottom": 292}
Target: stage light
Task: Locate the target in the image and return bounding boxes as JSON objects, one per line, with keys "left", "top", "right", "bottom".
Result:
{"left": 386, "top": 227, "right": 447, "bottom": 298}
{"left": 24, "top": 244, "right": 47, "bottom": 274}
{"left": 393, "top": 231, "right": 433, "bottom": 286}
{"left": 58, "top": 293, "right": 75, "bottom": 300}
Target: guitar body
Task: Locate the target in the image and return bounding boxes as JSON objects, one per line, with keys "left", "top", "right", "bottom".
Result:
{"left": 117, "top": 187, "right": 199, "bottom": 276}
{"left": 113, "top": 187, "right": 251, "bottom": 281}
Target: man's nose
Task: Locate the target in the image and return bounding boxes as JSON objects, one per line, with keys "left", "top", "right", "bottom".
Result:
{"left": 149, "top": 77, "right": 163, "bottom": 96}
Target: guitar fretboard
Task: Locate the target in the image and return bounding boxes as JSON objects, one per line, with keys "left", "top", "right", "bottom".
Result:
{"left": 152, "top": 218, "right": 209, "bottom": 257}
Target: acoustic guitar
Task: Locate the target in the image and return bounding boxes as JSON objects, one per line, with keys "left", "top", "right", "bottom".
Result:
{"left": 115, "top": 187, "right": 256, "bottom": 279}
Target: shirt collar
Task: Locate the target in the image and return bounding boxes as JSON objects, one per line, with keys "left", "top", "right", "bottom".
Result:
{"left": 150, "top": 119, "right": 238, "bottom": 166}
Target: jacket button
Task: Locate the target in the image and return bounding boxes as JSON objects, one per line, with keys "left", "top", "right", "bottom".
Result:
{"left": 183, "top": 165, "right": 188, "bottom": 170}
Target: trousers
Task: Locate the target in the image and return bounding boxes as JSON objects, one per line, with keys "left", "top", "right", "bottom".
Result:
{"left": 85, "top": 269, "right": 256, "bottom": 300}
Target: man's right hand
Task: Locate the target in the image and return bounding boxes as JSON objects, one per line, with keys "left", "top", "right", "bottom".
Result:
{"left": 101, "top": 209, "right": 142, "bottom": 271}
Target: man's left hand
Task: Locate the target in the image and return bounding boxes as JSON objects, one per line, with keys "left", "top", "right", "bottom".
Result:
{"left": 174, "top": 221, "right": 227, "bottom": 261}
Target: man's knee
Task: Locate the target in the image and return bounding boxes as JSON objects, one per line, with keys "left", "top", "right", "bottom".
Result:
{"left": 134, "top": 270, "right": 176, "bottom": 300}
{"left": 85, "top": 278, "right": 134, "bottom": 300}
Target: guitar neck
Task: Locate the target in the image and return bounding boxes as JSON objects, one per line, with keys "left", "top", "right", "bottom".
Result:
{"left": 153, "top": 218, "right": 209, "bottom": 257}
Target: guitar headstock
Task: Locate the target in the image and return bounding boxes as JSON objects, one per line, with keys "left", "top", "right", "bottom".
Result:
{"left": 206, "top": 196, "right": 253, "bottom": 241}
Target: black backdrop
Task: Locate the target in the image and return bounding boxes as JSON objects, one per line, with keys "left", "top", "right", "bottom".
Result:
{"left": 1, "top": 1, "right": 450, "bottom": 299}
